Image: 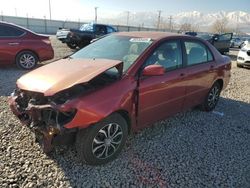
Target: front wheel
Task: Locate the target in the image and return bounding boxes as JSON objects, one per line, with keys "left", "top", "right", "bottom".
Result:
{"left": 75, "top": 113, "right": 128, "bottom": 165}
{"left": 200, "top": 82, "right": 222, "bottom": 112}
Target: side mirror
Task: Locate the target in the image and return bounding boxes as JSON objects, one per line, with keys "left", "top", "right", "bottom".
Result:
{"left": 142, "top": 65, "right": 165, "bottom": 76}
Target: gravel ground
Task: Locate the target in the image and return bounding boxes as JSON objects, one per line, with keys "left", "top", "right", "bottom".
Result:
{"left": 0, "top": 39, "right": 250, "bottom": 187}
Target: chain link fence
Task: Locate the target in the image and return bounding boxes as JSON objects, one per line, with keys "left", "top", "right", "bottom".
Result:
{"left": 0, "top": 15, "right": 173, "bottom": 34}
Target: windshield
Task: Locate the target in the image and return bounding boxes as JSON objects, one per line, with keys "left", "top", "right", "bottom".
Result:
{"left": 71, "top": 35, "right": 153, "bottom": 72}
{"left": 79, "top": 24, "right": 94, "bottom": 32}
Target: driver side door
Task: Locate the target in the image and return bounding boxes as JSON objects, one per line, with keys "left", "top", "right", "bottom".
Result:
{"left": 138, "top": 40, "right": 187, "bottom": 127}
{"left": 213, "top": 33, "right": 233, "bottom": 53}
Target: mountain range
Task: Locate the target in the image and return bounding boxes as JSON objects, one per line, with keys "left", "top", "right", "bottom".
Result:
{"left": 100, "top": 11, "right": 250, "bottom": 33}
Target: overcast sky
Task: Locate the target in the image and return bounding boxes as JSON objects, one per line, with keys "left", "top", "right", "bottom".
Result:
{"left": 1, "top": 0, "right": 249, "bottom": 21}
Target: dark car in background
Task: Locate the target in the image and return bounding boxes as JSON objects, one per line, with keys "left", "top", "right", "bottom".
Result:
{"left": 196, "top": 33, "right": 233, "bottom": 54}
{"left": 0, "top": 21, "right": 54, "bottom": 69}
{"left": 65, "top": 23, "right": 117, "bottom": 49}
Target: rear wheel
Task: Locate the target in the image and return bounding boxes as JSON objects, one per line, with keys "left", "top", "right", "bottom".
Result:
{"left": 66, "top": 42, "right": 77, "bottom": 49}
{"left": 78, "top": 41, "right": 90, "bottom": 49}
{"left": 75, "top": 113, "right": 128, "bottom": 165}
{"left": 200, "top": 82, "right": 221, "bottom": 112}
{"left": 16, "top": 51, "right": 38, "bottom": 70}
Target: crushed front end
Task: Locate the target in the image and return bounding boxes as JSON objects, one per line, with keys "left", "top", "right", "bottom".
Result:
{"left": 8, "top": 88, "right": 77, "bottom": 153}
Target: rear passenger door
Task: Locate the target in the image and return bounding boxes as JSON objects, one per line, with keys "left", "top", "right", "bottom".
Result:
{"left": 182, "top": 40, "right": 216, "bottom": 110}
{"left": 0, "top": 24, "right": 24, "bottom": 64}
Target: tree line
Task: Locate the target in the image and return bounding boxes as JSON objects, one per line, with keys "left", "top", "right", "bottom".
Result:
{"left": 157, "top": 17, "right": 240, "bottom": 34}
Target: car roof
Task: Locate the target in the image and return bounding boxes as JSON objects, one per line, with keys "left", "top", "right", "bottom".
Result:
{"left": 114, "top": 31, "right": 184, "bottom": 40}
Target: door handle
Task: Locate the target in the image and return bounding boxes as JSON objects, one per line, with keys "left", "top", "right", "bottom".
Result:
{"left": 8, "top": 42, "right": 19, "bottom": 46}
{"left": 180, "top": 73, "right": 185, "bottom": 77}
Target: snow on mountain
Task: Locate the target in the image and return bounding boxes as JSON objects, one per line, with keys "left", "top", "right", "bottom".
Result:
{"left": 174, "top": 11, "right": 250, "bottom": 26}
{"left": 100, "top": 11, "right": 250, "bottom": 32}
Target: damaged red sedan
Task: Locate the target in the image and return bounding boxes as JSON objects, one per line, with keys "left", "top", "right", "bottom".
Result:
{"left": 9, "top": 32, "right": 231, "bottom": 165}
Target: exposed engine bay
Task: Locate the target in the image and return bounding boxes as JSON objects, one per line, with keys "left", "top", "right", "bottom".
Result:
{"left": 9, "top": 70, "right": 120, "bottom": 152}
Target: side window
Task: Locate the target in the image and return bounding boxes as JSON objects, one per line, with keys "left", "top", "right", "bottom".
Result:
{"left": 218, "top": 33, "right": 232, "bottom": 41}
{"left": 107, "top": 26, "right": 115, "bottom": 33}
{"left": 0, "top": 25, "right": 24, "bottom": 37}
{"left": 96, "top": 25, "right": 107, "bottom": 35}
{"left": 207, "top": 49, "right": 213, "bottom": 61}
{"left": 144, "top": 40, "right": 182, "bottom": 71}
{"left": 184, "top": 41, "right": 213, "bottom": 65}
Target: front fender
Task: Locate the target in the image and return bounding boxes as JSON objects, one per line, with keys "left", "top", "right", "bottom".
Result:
{"left": 64, "top": 77, "right": 137, "bottom": 129}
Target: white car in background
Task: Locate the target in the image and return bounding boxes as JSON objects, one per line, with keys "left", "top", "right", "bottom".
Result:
{"left": 56, "top": 28, "right": 70, "bottom": 43}
{"left": 237, "top": 41, "right": 250, "bottom": 68}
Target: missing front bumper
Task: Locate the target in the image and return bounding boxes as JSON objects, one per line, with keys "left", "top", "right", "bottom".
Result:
{"left": 8, "top": 95, "right": 77, "bottom": 153}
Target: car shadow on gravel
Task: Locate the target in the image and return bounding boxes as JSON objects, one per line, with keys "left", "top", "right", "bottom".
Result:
{"left": 48, "top": 97, "right": 250, "bottom": 187}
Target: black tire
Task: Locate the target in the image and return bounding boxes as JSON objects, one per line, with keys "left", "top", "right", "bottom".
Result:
{"left": 237, "top": 64, "right": 243, "bottom": 68}
{"left": 66, "top": 42, "right": 77, "bottom": 49}
{"left": 200, "top": 82, "right": 222, "bottom": 112}
{"left": 16, "top": 51, "right": 38, "bottom": 70}
{"left": 78, "top": 41, "right": 90, "bottom": 49}
{"left": 75, "top": 113, "right": 128, "bottom": 165}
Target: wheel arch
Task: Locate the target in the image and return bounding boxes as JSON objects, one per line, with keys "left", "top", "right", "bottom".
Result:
{"left": 114, "top": 110, "right": 132, "bottom": 134}
{"left": 215, "top": 79, "right": 224, "bottom": 90}
{"left": 15, "top": 49, "right": 40, "bottom": 62}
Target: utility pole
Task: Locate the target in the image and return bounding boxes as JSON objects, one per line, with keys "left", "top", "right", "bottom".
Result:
{"left": 169, "top": 15, "right": 173, "bottom": 32}
{"left": 236, "top": 14, "right": 239, "bottom": 36}
{"left": 26, "top": 13, "right": 29, "bottom": 29}
{"left": 157, "top": 10, "right": 162, "bottom": 30}
{"left": 126, "top": 11, "right": 130, "bottom": 26}
{"left": 1, "top": 11, "right": 3, "bottom": 21}
{"left": 95, "top": 7, "right": 98, "bottom": 23}
{"left": 48, "top": 0, "right": 52, "bottom": 20}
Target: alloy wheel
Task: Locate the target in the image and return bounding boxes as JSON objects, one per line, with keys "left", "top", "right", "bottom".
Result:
{"left": 92, "top": 123, "right": 123, "bottom": 159}
{"left": 207, "top": 85, "right": 220, "bottom": 108}
{"left": 19, "top": 53, "right": 36, "bottom": 69}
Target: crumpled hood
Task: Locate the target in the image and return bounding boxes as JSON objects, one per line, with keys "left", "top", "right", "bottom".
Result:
{"left": 17, "top": 58, "right": 122, "bottom": 96}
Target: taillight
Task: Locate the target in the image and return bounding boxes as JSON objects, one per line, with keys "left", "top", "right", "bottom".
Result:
{"left": 42, "top": 39, "right": 51, "bottom": 45}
